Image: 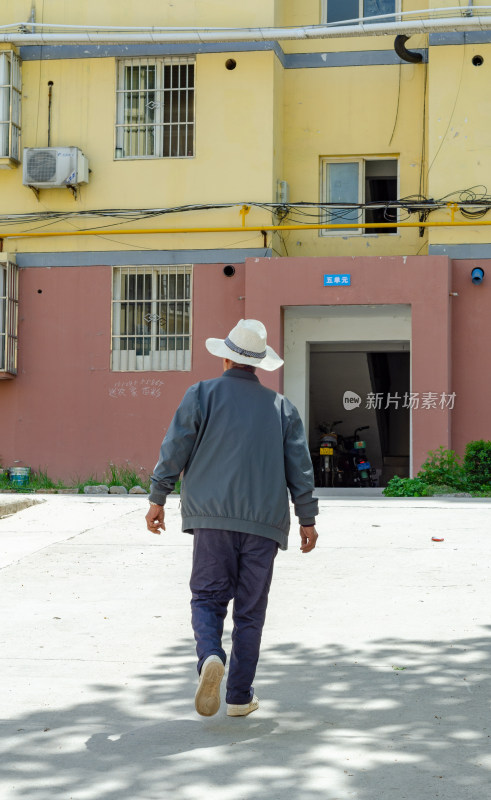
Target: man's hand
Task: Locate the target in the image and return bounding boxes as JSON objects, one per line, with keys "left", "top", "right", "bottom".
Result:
{"left": 300, "top": 525, "right": 318, "bottom": 553}
{"left": 146, "top": 504, "right": 165, "bottom": 535}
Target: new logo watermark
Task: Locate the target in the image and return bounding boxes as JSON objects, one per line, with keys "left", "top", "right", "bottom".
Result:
{"left": 343, "top": 391, "right": 362, "bottom": 410}
{"left": 343, "top": 391, "right": 456, "bottom": 411}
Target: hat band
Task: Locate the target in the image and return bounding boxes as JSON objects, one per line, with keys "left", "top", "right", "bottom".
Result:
{"left": 224, "top": 337, "right": 267, "bottom": 360}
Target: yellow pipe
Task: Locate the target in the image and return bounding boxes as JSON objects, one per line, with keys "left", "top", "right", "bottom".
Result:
{"left": 240, "top": 205, "right": 250, "bottom": 227}
{"left": 3, "top": 218, "right": 491, "bottom": 239}
{"left": 447, "top": 202, "right": 459, "bottom": 223}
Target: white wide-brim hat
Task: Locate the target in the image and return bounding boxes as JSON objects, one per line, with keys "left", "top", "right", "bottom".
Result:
{"left": 206, "top": 319, "right": 284, "bottom": 371}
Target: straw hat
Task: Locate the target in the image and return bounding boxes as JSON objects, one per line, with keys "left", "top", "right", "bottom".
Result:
{"left": 206, "top": 319, "right": 284, "bottom": 371}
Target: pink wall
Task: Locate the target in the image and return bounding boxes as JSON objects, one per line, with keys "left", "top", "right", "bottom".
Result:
{"left": 450, "top": 259, "right": 491, "bottom": 457}
{"left": 1, "top": 253, "right": 489, "bottom": 481}
{"left": 0, "top": 262, "right": 245, "bottom": 481}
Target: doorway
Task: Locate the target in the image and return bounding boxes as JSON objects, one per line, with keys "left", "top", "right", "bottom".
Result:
{"left": 309, "top": 343, "right": 410, "bottom": 487}
{"left": 283, "top": 305, "right": 412, "bottom": 487}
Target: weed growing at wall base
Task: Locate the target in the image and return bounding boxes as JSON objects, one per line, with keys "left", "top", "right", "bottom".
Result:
{"left": 106, "top": 463, "right": 151, "bottom": 492}
{"left": 0, "top": 463, "right": 154, "bottom": 494}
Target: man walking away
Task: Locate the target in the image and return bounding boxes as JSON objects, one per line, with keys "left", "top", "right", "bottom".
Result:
{"left": 146, "top": 319, "right": 318, "bottom": 717}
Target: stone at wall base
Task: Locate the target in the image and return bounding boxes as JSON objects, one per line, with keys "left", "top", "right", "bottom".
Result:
{"left": 84, "top": 485, "right": 110, "bottom": 495}
{"left": 109, "top": 485, "right": 128, "bottom": 495}
{"left": 129, "top": 486, "right": 148, "bottom": 495}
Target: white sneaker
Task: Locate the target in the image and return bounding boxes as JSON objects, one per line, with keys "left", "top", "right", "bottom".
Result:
{"left": 195, "top": 655, "right": 225, "bottom": 717}
{"left": 227, "top": 694, "right": 259, "bottom": 717}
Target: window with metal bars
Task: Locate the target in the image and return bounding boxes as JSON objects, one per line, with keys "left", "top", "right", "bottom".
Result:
{"left": 115, "top": 57, "right": 195, "bottom": 159}
{"left": 112, "top": 266, "right": 192, "bottom": 371}
{"left": 0, "top": 257, "right": 19, "bottom": 377}
{"left": 0, "top": 51, "right": 21, "bottom": 162}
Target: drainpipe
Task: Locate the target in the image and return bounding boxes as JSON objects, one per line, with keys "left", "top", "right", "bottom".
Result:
{"left": 463, "top": 1, "right": 474, "bottom": 17}
{"left": 47, "top": 81, "right": 53, "bottom": 147}
{"left": 394, "top": 35, "right": 423, "bottom": 63}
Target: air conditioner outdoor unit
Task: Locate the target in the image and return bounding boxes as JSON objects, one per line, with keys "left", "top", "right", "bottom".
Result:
{"left": 22, "top": 147, "right": 89, "bottom": 188}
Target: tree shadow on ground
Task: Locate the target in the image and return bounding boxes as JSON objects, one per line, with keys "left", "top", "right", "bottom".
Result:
{"left": 2, "top": 633, "right": 491, "bottom": 800}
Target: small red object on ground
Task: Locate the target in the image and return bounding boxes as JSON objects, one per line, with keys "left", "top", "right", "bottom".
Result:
{"left": 432, "top": 537, "right": 445, "bottom": 542}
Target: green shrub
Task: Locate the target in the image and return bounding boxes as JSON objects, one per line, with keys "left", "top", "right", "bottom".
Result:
{"left": 384, "top": 442, "right": 491, "bottom": 497}
{"left": 463, "top": 440, "right": 491, "bottom": 489}
{"left": 383, "top": 476, "right": 433, "bottom": 497}
{"left": 417, "top": 446, "right": 466, "bottom": 490}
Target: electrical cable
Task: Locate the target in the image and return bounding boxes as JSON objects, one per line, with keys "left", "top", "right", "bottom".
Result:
{"left": 2, "top": 187, "right": 491, "bottom": 234}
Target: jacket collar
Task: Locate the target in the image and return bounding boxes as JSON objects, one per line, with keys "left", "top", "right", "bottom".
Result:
{"left": 222, "top": 367, "right": 260, "bottom": 383}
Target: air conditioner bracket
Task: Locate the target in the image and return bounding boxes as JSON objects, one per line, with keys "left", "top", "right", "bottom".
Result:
{"left": 27, "top": 184, "right": 79, "bottom": 200}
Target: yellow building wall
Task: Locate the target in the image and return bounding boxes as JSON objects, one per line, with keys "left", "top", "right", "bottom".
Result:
{"left": 1, "top": 0, "right": 489, "bottom": 256}
{"left": 1, "top": 50, "right": 278, "bottom": 255}
{"left": 0, "top": 0, "right": 433, "bottom": 28}
{"left": 428, "top": 0, "right": 487, "bottom": 8}
{"left": 427, "top": 40, "right": 491, "bottom": 246}
{"left": 281, "top": 60, "right": 427, "bottom": 257}
{"left": 0, "top": 0, "right": 279, "bottom": 29}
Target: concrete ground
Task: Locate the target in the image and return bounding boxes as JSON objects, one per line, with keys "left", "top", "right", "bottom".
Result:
{"left": 1, "top": 493, "right": 491, "bottom": 800}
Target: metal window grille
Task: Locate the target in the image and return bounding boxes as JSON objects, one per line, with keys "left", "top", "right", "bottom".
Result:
{"left": 112, "top": 265, "right": 192, "bottom": 371}
{"left": 0, "top": 52, "right": 21, "bottom": 161}
{"left": 0, "top": 257, "right": 19, "bottom": 376}
{"left": 115, "top": 57, "right": 195, "bottom": 159}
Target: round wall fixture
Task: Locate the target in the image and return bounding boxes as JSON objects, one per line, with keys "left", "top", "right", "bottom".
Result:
{"left": 471, "top": 267, "right": 485, "bottom": 284}
{"left": 472, "top": 55, "right": 484, "bottom": 66}
{"left": 225, "top": 59, "right": 237, "bottom": 71}
{"left": 223, "top": 265, "right": 236, "bottom": 277}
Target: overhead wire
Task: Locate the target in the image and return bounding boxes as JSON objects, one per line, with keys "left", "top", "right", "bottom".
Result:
{"left": 2, "top": 188, "right": 491, "bottom": 236}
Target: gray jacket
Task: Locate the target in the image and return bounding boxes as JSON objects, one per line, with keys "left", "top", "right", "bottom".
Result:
{"left": 149, "top": 368, "right": 318, "bottom": 550}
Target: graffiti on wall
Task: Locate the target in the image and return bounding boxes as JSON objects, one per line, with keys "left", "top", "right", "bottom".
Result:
{"left": 109, "top": 379, "right": 165, "bottom": 399}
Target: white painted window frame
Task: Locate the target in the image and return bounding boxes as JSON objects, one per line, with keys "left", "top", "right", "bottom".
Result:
{"left": 321, "top": 0, "right": 402, "bottom": 25}
{"left": 115, "top": 56, "right": 195, "bottom": 160}
{"left": 111, "top": 265, "right": 193, "bottom": 372}
{"left": 320, "top": 157, "right": 364, "bottom": 235}
{"left": 0, "top": 256, "right": 19, "bottom": 377}
{"left": 0, "top": 51, "right": 21, "bottom": 162}
{"left": 320, "top": 156, "right": 399, "bottom": 236}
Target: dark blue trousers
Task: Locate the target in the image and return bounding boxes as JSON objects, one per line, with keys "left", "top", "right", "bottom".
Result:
{"left": 190, "top": 529, "right": 278, "bottom": 705}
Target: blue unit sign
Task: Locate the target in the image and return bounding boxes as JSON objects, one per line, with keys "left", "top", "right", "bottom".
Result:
{"left": 324, "top": 274, "right": 351, "bottom": 286}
